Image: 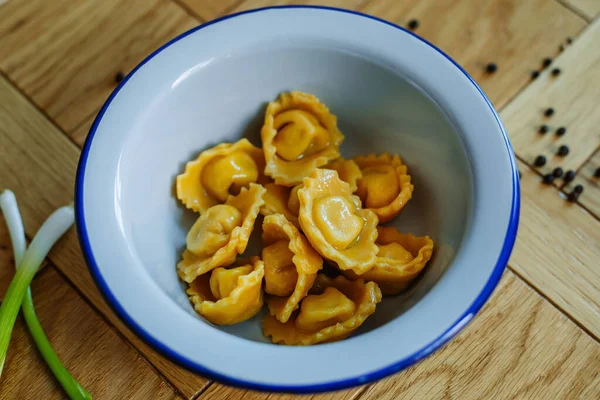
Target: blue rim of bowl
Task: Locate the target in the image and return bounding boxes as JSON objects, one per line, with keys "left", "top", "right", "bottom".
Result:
{"left": 75, "top": 5, "right": 520, "bottom": 394}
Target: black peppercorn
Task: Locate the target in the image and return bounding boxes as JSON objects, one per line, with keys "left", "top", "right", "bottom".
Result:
{"left": 594, "top": 167, "right": 600, "bottom": 178}
{"left": 531, "top": 71, "right": 540, "bottom": 79}
{"left": 557, "top": 145, "right": 569, "bottom": 156}
{"left": 563, "top": 170, "right": 576, "bottom": 182}
{"left": 539, "top": 125, "right": 549, "bottom": 134}
{"left": 542, "top": 57, "right": 552, "bottom": 68}
{"left": 542, "top": 174, "right": 555, "bottom": 184}
{"left": 566, "top": 37, "right": 573, "bottom": 44}
{"left": 574, "top": 184, "right": 584, "bottom": 194}
{"left": 553, "top": 167, "right": 564, "bottom": 178}
{"left": 556, "top": 127, "right": 566, "bottom": 136}
{"left": 518, "top": 170, "right": 522, "bottom": 179}
{"left": 486, "top": 63, "right": 498, "bottom": 73}
{"left": 551, "top": 68, "right": 561, "bottom": 76}
{"left": 115, "top": 71, "right": 125, "bottom": 83}
{"left": 544, "top": 108, "right": 555, "bottom": 117}
{"left": 408, "top": 19, "right": 419, "bottom": 30}
{"left": 567, "top": 191, "right": 579, "bottom": 202}
{"left": 559, "top": 44, "right": 565, "bottom": 52}
{"left": 534, "top": 155, "right": 547, "bottom": 167}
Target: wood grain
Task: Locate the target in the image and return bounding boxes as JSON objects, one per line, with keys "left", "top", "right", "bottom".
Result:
{"left": 502, "top": 18, "right": 600, "bottom": 175}
{"left": 509, "top": 160, "right": 600, "bottom": 339}
{"left": 0, "top": 0, "right": 198, "bottom": 132}
{"left": 177, "top": 0, "right": 241, "bottom": 20}
{"left": 232, "top": 0, "right": 369, "bottom": 13}
{"left": 198, "top": 383, "right": 364, "bottom": 400}
{"left": 71, "top": 114, "right": 96, "bottom": 148}
{"left": 1, "top": 267, "right": 180, "bottom": 400}
{"left": 563, "top": 149, "right": 600, "bottom": 219}
{"left": 561, "top": 0, "right": 600, "bottom": 19}
{"left": 352, "top": 271, "right": 600, "bottom": 400}
{"left": 0, "top": 76, "right": 208, "bottom": 398}
{"left": 360, "top": 0, "right": 586, "bottom": 109}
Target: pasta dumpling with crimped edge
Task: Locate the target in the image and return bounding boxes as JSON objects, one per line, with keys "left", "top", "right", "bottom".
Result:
{"left": 186, "top": 257, "right": 264, "bottom": 325}
{"left": 262, "top": 91, "right": 344, "bottom": 186}
{"left": 354, "top": 153, "right": 414, "bottom": 223}
{"left": 342, "top": 226, "right": 434, "bottom": 295}
{"left": 177, "top": 183, "right": 265, "bottom": 283}
{"left": 298, "top": 169, "right": 379, "bottom": 275}
{"left": 262, "top": 274, "right": 382, "bottom": 345}
{"left": 325, "top": 158, "right": 362, "bottom": 193}
{"left": 176, "top": 138, "right": 268, "bottom": 213}
{"left": 260, "top": 183, "right": 303, "bottom": 228}
{"left": 262, "top": 213, "right": 323, "bottom": 323}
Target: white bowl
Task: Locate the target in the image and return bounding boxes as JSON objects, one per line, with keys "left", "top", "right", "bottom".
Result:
{"left": 75, "top": 6, "right": 519, "bottom": 392}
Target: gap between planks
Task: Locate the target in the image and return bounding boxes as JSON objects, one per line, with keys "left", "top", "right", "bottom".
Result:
{"left": 171, "top": 0, "right": 208, "bottom": 23}
{"left": 0, "top": 70, "right": 82, "bottom": 152}
{"left": 173, "top": 0, "right": 244, "bottom": 21}
{"left": 555, "top": 0, "right": 595, "bottom": 21}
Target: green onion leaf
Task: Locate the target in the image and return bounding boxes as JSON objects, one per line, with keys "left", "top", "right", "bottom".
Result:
{"left": 0, "top": 190, "right": 91, "bottom": 399}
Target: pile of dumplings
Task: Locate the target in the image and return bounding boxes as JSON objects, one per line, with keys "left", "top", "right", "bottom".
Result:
{"left": 175, "top": 91, "right": 434, "bottom": 345}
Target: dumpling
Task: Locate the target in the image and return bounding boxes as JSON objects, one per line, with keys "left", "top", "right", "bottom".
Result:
{"left": 186, "top": 257, "right": 264, "bottom": 325}
{"left": 262, "top": 214, "right": 323, "bottom": 323}
{"left": 176, "top": 138, "right": 267, "bottom": 213}
{"left": 343, "top": 226, "right": 434, "bottom": 295}
{"left": 262, "top": 91, "right": 344, "bottom": 186}
{"left": 260, "top": 183, "right": 302, "bottom": 228}
{"left": 177, "top": 183, "right": 266, "bottom": 283}
{"left": 262, "top": 274, "right": 382, "bottom": 345}
{"left": 354, "top": 153, "right": 414, "bottom": 223}
{"left": 298, "top": 169, "right": 378, "bottom": 275}
{"left": 325, "top": 158, "right": 362, "bottom": 192}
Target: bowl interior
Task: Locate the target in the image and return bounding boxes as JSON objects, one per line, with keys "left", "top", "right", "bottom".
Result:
{"left": 115, "top": 44, "right": 472, "bottom": 342}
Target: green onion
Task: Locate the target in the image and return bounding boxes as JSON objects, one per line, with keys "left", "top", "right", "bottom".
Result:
{"left": 0, "top": 190, "right": 91, "bottom": 399}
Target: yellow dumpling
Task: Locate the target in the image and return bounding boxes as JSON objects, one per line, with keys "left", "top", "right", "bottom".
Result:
{"left": 343, "top": 226, "right": 434, "bottom": 295}
{"left": 325, "top": 158, "right": 362, "bottom": 192}
{"left": 262, "top": 274, "right": 382, "bottom": 345}
{"left": 187, "top": 257, "right": 264, "bottom": 325}
{"left": 262, "top": 213, "right": 323, "bottom": 323}
{"left": 354, "top": 153, "right": 414, "bottom": 223}
{"left": 176, "top": 139, "right": 267, "bottom": 213}
{"left": 298, "top": 169, "right": 378, "bottom": 275}
{"left": 295, "top": 287, "right": 356, "bottom": 331}
{"left": 260, "top": 183, "right": 302, "bottom": 228}
{"left": 262, "top": 92, "right": 344, "bottom": 186}
{"left": 177, "top": 183, "right": 266, "bottom": 283}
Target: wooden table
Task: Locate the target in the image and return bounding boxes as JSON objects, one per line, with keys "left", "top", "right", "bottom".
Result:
{"left": 1, "top": 0, "right": 599, "bottom": 398}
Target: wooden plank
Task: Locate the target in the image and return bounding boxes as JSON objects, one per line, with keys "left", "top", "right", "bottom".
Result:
{"left": 198, "top": 383, "right": 363, "bottom": 400}
{"left": 71, "top": 114, "right": 96, "bottom": 148}
{"left": 1, "top": 267, "right": 180, "bottom": 400}
{"left": 0, "top": 76, "right": 209, "bottom": 398}
{"left": 360, "top": 0, "right": 586, "bottom": 109}
{"left": 350, "top": 272, "right": 600, "bottom": 400}
{"left": 509, "top": 160, "right": 600, "bottom": 339}
{"left": 561, "top": 0, "right": 600, "bottom": 19}
{"left": 563, "top": 149, "right": 600, "bottom": 219}
{"left": 0, "top": 0, "right": 198, "bottom": 133}
{"left": 232, "top": 0, "right": 369, "bottom": 13}
{"left": 177, "top": 0, "right": 241, "bottom": 20}
{"left": 502, "top": 18, "right": 600, "bottom": 175}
